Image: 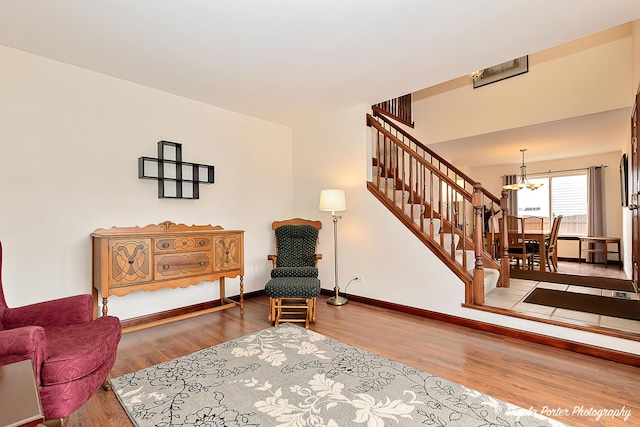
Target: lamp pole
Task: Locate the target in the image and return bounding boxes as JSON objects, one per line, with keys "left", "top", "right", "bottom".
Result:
{"left": 319, "top": 188, "right": 348, "bottom": 306}
{"left": 327, "top": 212, "right": 348, "bottom": 305}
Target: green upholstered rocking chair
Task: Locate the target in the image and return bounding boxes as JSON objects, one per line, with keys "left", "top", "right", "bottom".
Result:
{"left": 265, "top": 218, "right": 322, "bottom": 327}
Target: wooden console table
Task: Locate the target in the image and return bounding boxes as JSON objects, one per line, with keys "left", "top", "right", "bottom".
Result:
{"left": 579, "top": 236, "right": 622, "bottom": 269}
{"left": 92, "top": 221, "right": 244, "bottom": 331}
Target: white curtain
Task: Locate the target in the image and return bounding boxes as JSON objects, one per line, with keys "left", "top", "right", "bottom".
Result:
{"left": 587, "top": 166, "right": 606, "bottom": 263}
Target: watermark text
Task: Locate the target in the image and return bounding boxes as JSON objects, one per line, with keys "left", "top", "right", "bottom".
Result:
{"left": 528, "top": 405, "right": 631, "bottom": 422}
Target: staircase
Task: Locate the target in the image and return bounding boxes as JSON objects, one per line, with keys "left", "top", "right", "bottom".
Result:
{"left": 367, "top": 107, "right": 508, "bottom": 305}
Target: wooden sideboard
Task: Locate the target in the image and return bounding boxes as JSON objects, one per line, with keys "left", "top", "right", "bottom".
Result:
{"left": 91, "top": 221, "right": 244, "bottom": 330}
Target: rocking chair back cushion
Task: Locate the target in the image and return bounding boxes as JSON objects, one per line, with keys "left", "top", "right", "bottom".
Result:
{"left": 274, "top": 224, "right": 319, "bottom": 268}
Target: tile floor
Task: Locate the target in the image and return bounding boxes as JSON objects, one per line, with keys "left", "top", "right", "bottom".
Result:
{"left": 485, "top": 265, "right": 640, "bottom": 334}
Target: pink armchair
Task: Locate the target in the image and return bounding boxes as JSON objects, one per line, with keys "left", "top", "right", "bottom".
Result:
{"left": 0, "top": 242, "right": 122, "bottom": 421}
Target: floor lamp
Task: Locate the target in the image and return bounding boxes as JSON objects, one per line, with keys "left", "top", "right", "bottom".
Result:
{"left": 319, "top": 189, "right": 348, "bottom": 306}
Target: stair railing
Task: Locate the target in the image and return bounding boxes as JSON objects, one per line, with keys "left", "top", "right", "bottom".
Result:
{"left": 368, "top": 111, "right": 510, "bottom": 303}
{"left": 372, "top": 106, "right": 502, "bottom": 212}
{"left": 371, "top": 108, "right": 508, "bottom": 256}
{"left": 374, "top": 94, "right": 414, "bottom": 128}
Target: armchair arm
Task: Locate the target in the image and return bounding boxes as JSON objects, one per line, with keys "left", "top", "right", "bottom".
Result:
{"left": 3, "top": 294, "right": 93, "bottom": 329}
{"left": 0, "top": 326, "right": 47, "bottom": 382}
{"left": 267, "top": 254, "right": 277, "bottom": 269}
{"left": 313, "top": 254, "right": 322, "bottom": 267}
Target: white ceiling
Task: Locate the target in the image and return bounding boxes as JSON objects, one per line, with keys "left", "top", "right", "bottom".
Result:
{"left": 1, "top": 0, "right": 640, "bottom": 130}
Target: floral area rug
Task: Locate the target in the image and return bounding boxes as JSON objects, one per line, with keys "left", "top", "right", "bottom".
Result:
{"left": 111, "top": 323, "right": 567, "bottom": 426}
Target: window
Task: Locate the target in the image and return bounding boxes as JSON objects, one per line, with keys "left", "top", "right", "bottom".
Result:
{"left": 517, "top": 172, "right": 588, "bottom": 235}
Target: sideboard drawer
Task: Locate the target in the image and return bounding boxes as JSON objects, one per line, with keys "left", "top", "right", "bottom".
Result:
{"left": 154, "top": 251, "right": 213, "bottom": 279}
{"left": 154, "top": 235, "right": 212, "bottom": 252}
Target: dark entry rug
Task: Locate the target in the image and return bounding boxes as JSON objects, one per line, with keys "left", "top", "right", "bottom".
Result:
{"left": 524, "top": 288, "right": 640, "bottom": 320}
{"left": 511, "top": 269, "right": 635, "bottom": 292}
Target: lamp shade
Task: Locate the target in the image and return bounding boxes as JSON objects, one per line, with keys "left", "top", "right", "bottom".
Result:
{"left": 319, "top": 189, "right": 346, "bottom": 213}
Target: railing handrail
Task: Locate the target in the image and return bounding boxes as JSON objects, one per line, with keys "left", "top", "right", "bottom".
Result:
{"left": 368, "top": 114, "right": 472, "bottom": 200}
{"left": 373, "top": 94, "right": 413, "bottom": 128}
{"left": 371, "top": 104, "right": 414, "bottom": 128}
{"left": 369, "top": 110, "right": 500, "bottom": 205}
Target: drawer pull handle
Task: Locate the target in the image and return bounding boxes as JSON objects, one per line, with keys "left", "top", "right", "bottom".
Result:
{"left": 128, "top": 258, "right": 134, "bottom": 264}
{"left": 199, "top": 260, "right": 205, "bottom": 266}
{"left": 162, "top": 264, "right": 170, "bottom": 270}
{"left": 199, "top": 240, "right": 206, "bottom": 246}
{"left": 162, "top": 242, "right": 169, "bottom": 249}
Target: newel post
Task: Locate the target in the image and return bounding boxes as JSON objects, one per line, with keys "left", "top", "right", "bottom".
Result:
{"left": 472, "top": 182, "right": 484, "bottom": 305}
{"left": 499, "top": 189, "right": 511, "bottom": 287}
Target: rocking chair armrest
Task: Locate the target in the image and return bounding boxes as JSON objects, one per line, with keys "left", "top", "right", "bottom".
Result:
{"left": 268, "top": 254, "right": 322, "bottom": 269}
{"left": 267, "top": 254, "right": 277, "bottom": 269}
{"left": 313, "top": 253, "right": 322, "bottom": 267}
{"left": 0, "top": 326, "right": 48, "bottom": 380}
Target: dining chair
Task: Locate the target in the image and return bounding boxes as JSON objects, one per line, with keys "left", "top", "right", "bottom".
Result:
{"left": 522, "top": 216, "right": 544, "bottom": 231}
{"left": 500, "top": 215, "right": 536, "bottom": 269}
{"left": 545, "top": 215, "right": 563, "bottom": 271}
{"left": 522, "top": 215, "right": 545, "bottom": 251}
{"left": 530, "top": 215, "right": 563, "bottom": 271}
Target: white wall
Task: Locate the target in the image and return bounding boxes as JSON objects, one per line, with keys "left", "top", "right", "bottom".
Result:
{"left": 292, "top": 104, "right": 466, "bottom": 307}
{"left": 412, "top": 23, "right": 634, "bottom": 145}
{"left": 0, "top": 45, "right": 293, "bottom": 319}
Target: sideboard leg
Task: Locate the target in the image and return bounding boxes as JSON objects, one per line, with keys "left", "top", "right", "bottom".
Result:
{"left": 239, "top": 275, "right": 245, "bottom": 314}
{"left": 219, "top": 276, "right": 226, "bottom": 306}
{"left": 102, "top": 297, "right": 109, "bottom": 316}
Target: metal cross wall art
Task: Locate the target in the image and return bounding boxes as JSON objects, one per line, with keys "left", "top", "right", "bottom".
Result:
{"left": 138, "top": 141, "right": 214, "bottom": 199}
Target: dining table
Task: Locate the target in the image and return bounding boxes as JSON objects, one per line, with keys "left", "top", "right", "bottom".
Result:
{"left": 486, "top": 229, "right": 551, "bottom": 272}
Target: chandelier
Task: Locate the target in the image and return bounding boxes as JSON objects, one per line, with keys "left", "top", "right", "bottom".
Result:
{"left": 502, "top": 149, "right": 544, "bottom": 191}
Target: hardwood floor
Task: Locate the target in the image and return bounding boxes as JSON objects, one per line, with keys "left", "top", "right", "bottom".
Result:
{"left": 553, "top": 260, "right": 629, "bottom": 280}
{"left": 72, "top": 294, "right": 640, "bottom": 427}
